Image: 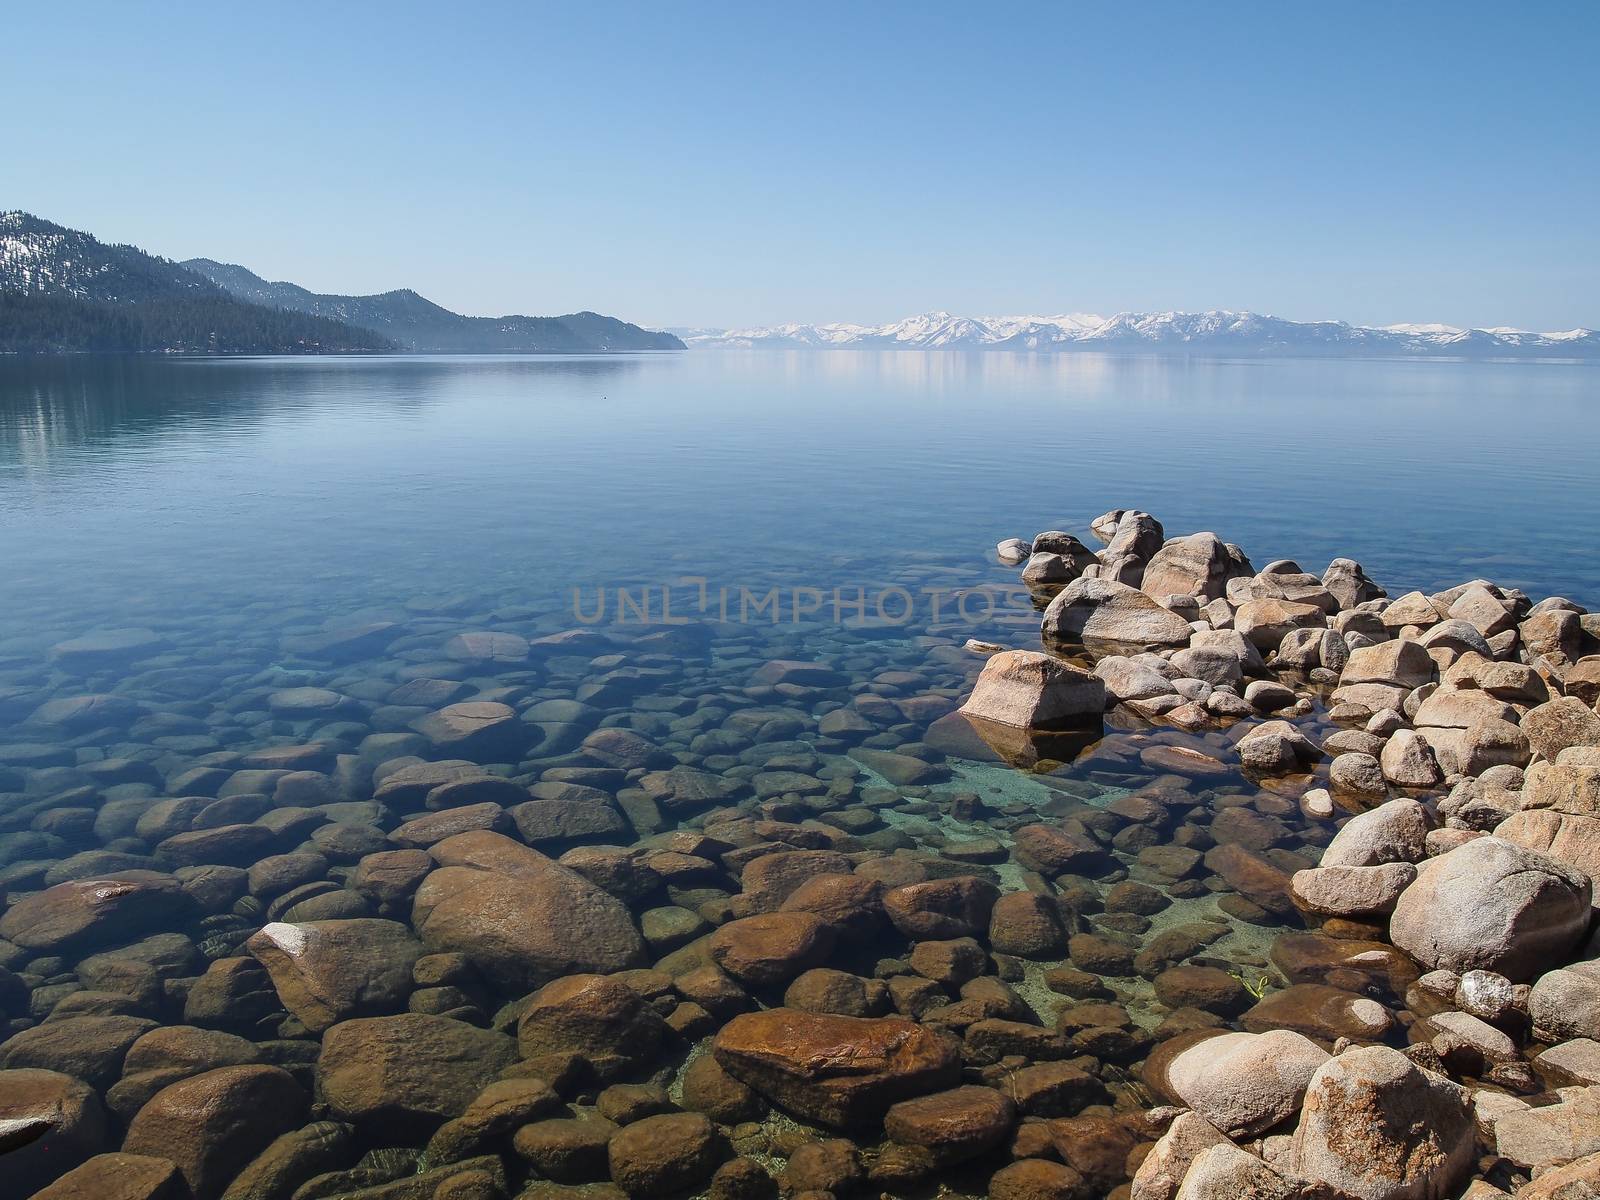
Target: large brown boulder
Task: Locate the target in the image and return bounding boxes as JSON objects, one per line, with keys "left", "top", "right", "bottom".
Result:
{"left": 25, "top": 1153, "right": 186, "bottom": 1200}
{"left": 516, "top": 974, "right": 666, "bottom": 1082}
{"left": 608, "top": 1112, "right": 727, "bottom": 1196}
{"left": 1289, "top": 1045, "right": 1473, "bottom": 1200}
{"left": 411, "top": 830, "right": 646, "bottom": 992}
{"left": 1388, "top": 837, "right": 1591, "bottom": 981}
{"left": 956, "top": 650, "right": 1105, "bottom": 730}
{"left": 317, "top": 1013, "right": 517, "bottom": 1135}
{"left": 245, "top": 918, "right": 422, "bottom": 1032}
{"left": 712, "top": 1009, "right": 961, "bottom": 1129}
{"left": 0, "top": 1069, "right": 109, "bottom": 1196}
{"left": 882, "top": 1085, "right": 1015, "bottom": 1161}
{"left": 0, "top": 874, "right": 192, "bottom": 953}
{"left": 0, "top": 1015, "right": 158, "bottom": 1088}
{"left": 882, "top": 876, "right": 1000, "bottom": 939}
{"left": 123, "top": 1065, "right": 306, "bottom": 1200}
{"left": 708, "top": 912, "right": 836, "bottom": 987}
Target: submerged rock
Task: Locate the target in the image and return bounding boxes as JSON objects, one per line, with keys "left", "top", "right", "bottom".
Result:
{"left": 245, "top": 918, "right": 422, "bottom": 1032}
{"left": 711, "top": 1009, "right": 961, "bottom": 1129}
{"left": 411, "top": 830, "right": 646, "bottom": 992}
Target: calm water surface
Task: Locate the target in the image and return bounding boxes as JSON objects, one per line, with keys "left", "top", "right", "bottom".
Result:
{"left": 3, "top": 352, "right": 1598, "bottom": 630}
{"left": 1, "top": 351, "right": 1597, "bottom": 1194}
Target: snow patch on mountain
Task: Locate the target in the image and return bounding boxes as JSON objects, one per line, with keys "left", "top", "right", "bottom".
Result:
{"left": 688, "top": 309, "right": 1598, "bottom": 358}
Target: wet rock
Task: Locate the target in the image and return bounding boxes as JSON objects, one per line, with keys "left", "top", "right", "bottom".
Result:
{"left": 516, "top": 974, "right": 666, "bottom": 1082}
{"left": 848, "top": 746, "right": 949, "bottom": 786}
{"left": 1042, "top": 578, "right": 1194, "bottom": 647}
{"left": 783, "top": 968, "right": 888, "bottom": 1017}
{"left": 218, "top": 1119, "right": 354, "bottom": 1200}
{"left": 608, "top": 1112, "right": 726, "bottom": 1196}
{"left": 883, "top": 876, "right": 999, "bottom": 940}
{"left": 512, "top": 1115, "right": 618, "bottom": 1182}
{"left": 1013, "top": 824, "right": 1105, "bottom": 876}
{"left": 1166, "top": 1029, "right": 1328, "bottom": 1137}
{"left": 711, "top": 1008, "right": 961, "bottom": 1129}
{"left": 50, "top": 627, "right": 167, "bottom": 670}
{"left": 411, "top": 701, "right": 525, "bottom": 758}
{"left": 156, "top": 824, "right": 278, "bottom": 869}
{"left": 1153, "top": 966, "right": 1251, "bottom": 1017}
{"left": 412, "top": 831, "right": 646, "bottom": 993}
{"left": 1288, "top": 1045, "right": 1473, "bottom": 1200}
{"left": 989, "top": 1159, "right": 1090, "bottom": 1200}
{"left": 25, "top": 1153, "right": 187, "bottom": 1200}
{"left": 246, "top": 918, "right": 422, "bottom": 1032}
{"left": 317, "top": 1013, "right": 517, "bottom": 1135}
{"left": 988, "top": 891, "right": 1069, "bottom": 958}
{"left": 123, "top": 1065, "right": 306, "bottom": 1200}
{"left": 443, "top": 631, "right": 529, "bottom": 664}
{"left": 883, "top": 1084, "right": 1015, "bottom": 1161}
{"left": 0, "top": 1014, "right": 157, "bottom": 1087}
{"left": 1388, "top": 836, "right": 1591, "bottom": 980}
{"left": 1243, "top": 983, "right": 1394, "bottom": 1043}
{"left": 779, "top": 872, "right": 886, "bottom": 935}
{"left": 709, "top": 912, "right": 836, "bottom": 987}
{"left": 0, "top": 1069, "right": 109, "bottom": 1195}
{"left": 1204, "top": 843, "right": 1296, "bottom": 917}
{"left": 681, "top": 1051, "right": 767, "bottom": 1123}
{"left": 0, "top": 873, "right": 193, "bottom": 952}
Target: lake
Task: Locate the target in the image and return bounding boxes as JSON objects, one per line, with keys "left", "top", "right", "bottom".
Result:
{"left": 1, "top": 350, "right": 1597, "bottom": 1197}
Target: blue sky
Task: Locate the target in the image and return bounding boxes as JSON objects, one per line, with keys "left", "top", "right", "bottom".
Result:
{"left": 5, "top": 2, "right": 1596, "bottom": 330}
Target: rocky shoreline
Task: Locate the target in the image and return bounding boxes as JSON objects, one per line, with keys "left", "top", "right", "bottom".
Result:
{"left": 0, "top": 508, "right": 1597, "bottom": 1200}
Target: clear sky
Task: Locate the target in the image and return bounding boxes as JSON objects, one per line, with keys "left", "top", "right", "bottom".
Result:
{"left": 5, "top": 2, "right": 1596, "bottom": 331}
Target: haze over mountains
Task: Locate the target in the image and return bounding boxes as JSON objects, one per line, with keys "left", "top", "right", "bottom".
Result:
{"left": 685, "top": 311, "right": 1600, "bottom": 357}
{"left": 0, "top": 212, "right": 683, "bottom": 355}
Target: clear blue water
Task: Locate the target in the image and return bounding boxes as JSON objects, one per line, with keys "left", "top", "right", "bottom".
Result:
{"left": 4, "top": 352, "right": 1598, "bottom": 638}
{"left": 1, "top": 350, "right": 1598, "bottom": 1194}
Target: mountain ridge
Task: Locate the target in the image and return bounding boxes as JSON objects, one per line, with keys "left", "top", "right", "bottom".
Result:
{"left": 183, "top": 258, "right": 684, "bottom": 353}
{"left": 1, "top": 212, "right": 393, "bottom": 354}
{"left": 686, "top": 309, "right": 1599, "bottom": 357}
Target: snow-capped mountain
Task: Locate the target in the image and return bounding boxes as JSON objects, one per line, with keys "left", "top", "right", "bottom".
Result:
{"left": 687, "top": 310, "right": 1599, "bottom": 358}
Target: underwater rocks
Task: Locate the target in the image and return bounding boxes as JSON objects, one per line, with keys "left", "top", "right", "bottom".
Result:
{"left": 3, "top": 505, "right": 1600, "bottom": 1200}
{"left": 711, "top": 1009, "right": 962, "bottom": 1129}
{"left": 411, "top": 830, "right": 647, "bottom": 992}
